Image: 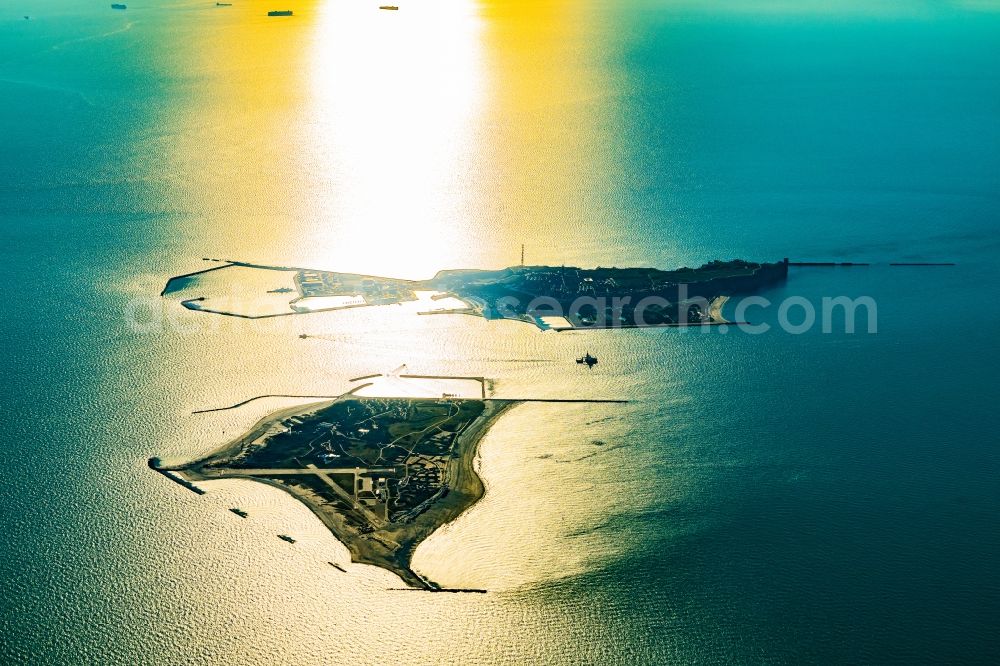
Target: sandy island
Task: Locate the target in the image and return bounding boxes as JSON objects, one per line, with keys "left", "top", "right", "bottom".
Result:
{"left": 160, "top": 398, "right": 517, "bottom": 590}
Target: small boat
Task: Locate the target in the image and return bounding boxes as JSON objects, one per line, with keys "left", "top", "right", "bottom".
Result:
{"left": 277, "top": 534, "right": 296, "bottom": 543}
{"left": 328, "top": 561, "right": 346, "bottom": 572}
{"left": 111, "top": 3, "right": 127, "bottom": 9}
{"left": 379, "top": 5, "right": 399, "bottom": 9}
{"left": 267, "top": 9, "right": 293, "bottom": 16}
{"left": 576, "top": 352, "right": 598, "bottom": 369}
{"left": 229, "top": 507, "right": 248, "bottom": 518}
{"left": 216, "top": 2, "right": 233, "bottom": 6}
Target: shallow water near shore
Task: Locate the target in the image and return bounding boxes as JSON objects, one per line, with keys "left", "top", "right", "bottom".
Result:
{"left": 2, "top": 0, "right": 1000, "bottom": 663}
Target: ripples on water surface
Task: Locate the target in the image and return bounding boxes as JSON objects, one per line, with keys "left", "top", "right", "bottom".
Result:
{"left": 2, "top": 0, "right": 1000, "bottom": 663}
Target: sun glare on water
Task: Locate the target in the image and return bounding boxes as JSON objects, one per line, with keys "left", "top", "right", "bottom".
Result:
{"left": 305, "top": 1, "right": 486, "bottom": 278}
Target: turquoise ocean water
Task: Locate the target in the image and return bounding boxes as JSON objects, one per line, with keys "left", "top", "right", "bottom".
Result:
{"left": 2, "top": 1, "right": 999, "bottom": 663}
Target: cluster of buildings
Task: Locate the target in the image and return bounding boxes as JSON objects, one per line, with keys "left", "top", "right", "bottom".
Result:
{"left": 294, "top": 270, "right": 415, "bottom": 305}
{"left": 356, "top": 475, "right": 391, "bottom": 507}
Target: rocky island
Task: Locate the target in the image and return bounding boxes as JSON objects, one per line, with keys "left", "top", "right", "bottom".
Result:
{"left": 161, "top": 258, "right": 789, "bottom": 328}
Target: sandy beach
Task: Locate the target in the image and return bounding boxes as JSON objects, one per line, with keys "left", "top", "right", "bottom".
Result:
{"left": 709, "top": 295, "right": 731, "bottom": 323}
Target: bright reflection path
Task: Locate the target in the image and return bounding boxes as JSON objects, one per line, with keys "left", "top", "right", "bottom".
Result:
{"left": 353, "top": 374, "right": 485, "bottom": 399}
{"left": 306, "top": 1, "right": 485, "bottom": 278}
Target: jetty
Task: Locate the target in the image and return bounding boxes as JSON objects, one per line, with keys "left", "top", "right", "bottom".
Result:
{"left": 787, "top": 261, "right": 870, "bottom": 267}
{"left": 387, "top": 587, "right": 488, "bottom": 594}
{"left": 890, "top": 262, "right": 955, "bottom": 266}
{"left": 788, "top": 260, "right": 955, "bottom": 267}
{"left": 148, "top": 458, "right": 205, "bottom": 495}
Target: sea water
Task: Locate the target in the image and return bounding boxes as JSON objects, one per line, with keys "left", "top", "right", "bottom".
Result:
{"left": 2, "top": 1, "right": 999, "bottom": 662}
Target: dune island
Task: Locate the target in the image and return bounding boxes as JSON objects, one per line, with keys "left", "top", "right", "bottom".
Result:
{"left": 153, "top": 395, "right": 518, "bottom": 590}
